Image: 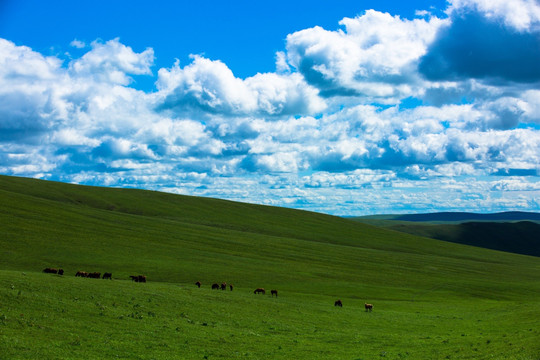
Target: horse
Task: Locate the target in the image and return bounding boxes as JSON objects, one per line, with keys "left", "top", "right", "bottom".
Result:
{"left": 102, "top": 272, "right": 112, "bottom": 280}
{"left": 88, "top": 272, "right": 101, "bottom": 279}
{"left": 254, "top": 288, "right": 265, "bottom": 295}
{"left": 271, "top": 289, "right": 278, "bottom": 297}
{"left": 334, "top": 299, "right": 343, "bottom": 307}
{"left": 195, "top": 281, "right": 202, "bottom": 288}
{"left": 365, "top": 303, "right": 373, "bottom": 312}
{"left": 58, "top": 269, "right": 64, "bottom": 275}
{"left": 43, "top": 268, "right": 58, "bottom": 274}
{"left": 130, "top": 275, "right": 145, "bottom": 282}
{"left": 76, "top": 271, "right": 89, "bottom": 277}
{"left": 229, "top": 284, "right": 234, "bottom": 291}
{"left": 212, "top": 283, "right": 220, "bottom": 290}
{"left": 221, "top": 282, "right": 227, "bottom": 290}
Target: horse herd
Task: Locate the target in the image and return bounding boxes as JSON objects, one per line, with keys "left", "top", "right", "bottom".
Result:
{"left": 196, "top": 281, "right": 279, "bottom": 298}
{"left": 197, "top": 282, "right": 371, "bottom": 309}
{"left": 44, "top": 268, "right": 143, "bottom": 282}
{"left": 43, "top": 268, "right": 372, "bottom": 310}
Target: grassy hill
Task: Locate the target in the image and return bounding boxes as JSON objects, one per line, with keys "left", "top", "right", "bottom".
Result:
{"left": 353, "top": 213, "right": 540, "bottom": 257}
{"left": 385, "top": 221, "right": 540, "bottom": 257}
{"left": 1, "top": 175, "right": 539, "bottom": 359}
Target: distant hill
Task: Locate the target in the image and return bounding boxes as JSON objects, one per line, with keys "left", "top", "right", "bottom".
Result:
{"left": 388, "top": 221, "right": 540, "bottom": 257}
{"left": 392, "top": 211, "right": 540, "bottom": 222}
{"left": 356, "top": 211, "right": 540, "bottom": 223}
{"left": 353, "top": 211, "right": 540, "bottom": 257}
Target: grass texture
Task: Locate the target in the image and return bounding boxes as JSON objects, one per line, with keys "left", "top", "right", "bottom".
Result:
{"left": 1, "top": 175, "right": 539, "bottom": 359}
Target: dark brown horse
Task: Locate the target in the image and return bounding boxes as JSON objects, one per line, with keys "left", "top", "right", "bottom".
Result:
{"left": 221, "top": 282, "right": 227, "bottom": 290}
{"left": 88, "top": 272, "right": 101, "bottom": 279}
{"left": 254, "top": 288, "right": 265, "bottom": 294}
{"left": 365, "top": 303, "right": 373, "bottom": 312}
{"left": 334, "top": 299, "right": 343, "bottom": 307}
{"left": 130, "top": 275, "right": 146, "bottom": 282}
{"left": 212, "top": 283, "right": 220, "bottom": 290}
{"left": 271, "top": 289, "right": 278, "bottom": 297}
{"left": 229, "top": 284, "right": 234, "bottom": 291}
{"left": 76, "top": 271, "right": 89, "bottom": 277}
{"left": 195, "top": 281, "right": 202, "bottom": 288}
{"left": 102, "top": 272, "right": 112, "bottom": 280}
{"left": 43, "top": 268, "right": 58, "bottom": 274}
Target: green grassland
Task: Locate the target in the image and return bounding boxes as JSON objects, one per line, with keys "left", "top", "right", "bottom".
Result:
{"left": 1, "top": 175, "right": 539, "bottom": 359}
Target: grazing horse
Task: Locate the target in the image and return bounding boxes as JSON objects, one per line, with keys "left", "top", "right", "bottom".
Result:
{"left": 365, "top": 303, "right": 373, "bottom": 312}
{"left": 254, "top": 288, "right": 265, "bottom": 295}
{"left": 76, "top": 271, "right": 89, "bottom": 277}
{"left": 334, "top": 299, "right": 343, "bottom": 307}
{"left": 102, "top": 272, "right": 112, "bottom": 280}
{"left": 229, "top": 284, "right": 233, "bottom": 291}
{"left": 271, "top": 289, "right": 278, "bottom": 297}
{"left": 130, "top": 275, "right": 145, "bottom": 282}
{"left": 43, "top": 268, "right": 58, "bottom": 274}
{"left": 221, "top": 282, "right": 227, "bottom": 290}
{"left": 195, "top": 281, "right": 202, "bottom": 288}
{"left": 88, "top": 272, "right": 101, "bottom": 279}
{"left": 58, "top": 269, "right": 64, "bottom": 275}
{"left": 212, "top": 283, "right": 220, "bottom": 290}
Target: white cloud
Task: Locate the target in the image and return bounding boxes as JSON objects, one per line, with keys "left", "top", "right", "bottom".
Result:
{"left": 448, "top": 0, "right": 540, "bottom": 31}
{"left": 285, "top": 10, "right": 445, "bottom": 101}
{"left": 520, "top": 90, "right": 540, "bottom": 123}
{"left": 69, "top": 38, "right": 154, "bottom": 85}
{"left": 70, "top": 39, "right": 86, "bottom": 49}
{"left": 156, "top": 55, "right": 326, "bottom": 116}
{"left": 1, "top": 7, "right": 539, "bottom": 217}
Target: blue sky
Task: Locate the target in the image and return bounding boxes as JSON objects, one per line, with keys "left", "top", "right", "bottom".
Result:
{"left": 0, "top": 0, "right": 539, "bottom": 215}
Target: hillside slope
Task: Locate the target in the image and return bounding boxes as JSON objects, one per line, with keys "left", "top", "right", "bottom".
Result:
{"left": 1, "top": 175, "right": 540, "bottom": 359}
{"left": 0, "top": 174, "right": 538, "bottom": 297}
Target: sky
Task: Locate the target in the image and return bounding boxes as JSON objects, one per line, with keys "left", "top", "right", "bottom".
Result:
{"left": 0, "top": 0, "right": 539, "bottom": 216}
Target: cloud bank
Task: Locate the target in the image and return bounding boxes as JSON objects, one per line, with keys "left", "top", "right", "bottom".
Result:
{"left": 1, "top": 0, "right": 539, "bottom": 215}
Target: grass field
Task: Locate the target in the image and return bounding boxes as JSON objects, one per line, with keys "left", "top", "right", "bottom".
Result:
{"left": 1, "top": 175, "right": 539, "bottom": 359}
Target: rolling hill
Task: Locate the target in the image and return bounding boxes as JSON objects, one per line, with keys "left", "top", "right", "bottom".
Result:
{"left": 389, "top": 211, "right": 540, "bottom": 222}
{"left": 385, "top": 221, "right": 540, "bottom": 257}
{"left": 1, "top": 175, "right": 539, "bottom": 359}
{"left": 353, "top": 212, "right": 540, "bottom": 257}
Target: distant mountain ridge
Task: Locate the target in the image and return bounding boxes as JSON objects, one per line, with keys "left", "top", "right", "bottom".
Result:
{"left": 352, "top": 211, "right": 540, "bottom": 257}
{"left": 392, "top": 211, "right": 540, "bottom": 222}
{"left": 389, "top": 221, "right": 540, "bottom": 257}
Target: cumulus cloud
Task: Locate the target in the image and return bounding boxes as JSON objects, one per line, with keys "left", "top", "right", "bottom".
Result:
{"left": 0, "top": 39, "right": 64, "bottom": 142}
{"left": 1, "top": 0, "right": 539, "bottom": 216}
{"left": 69, "top": 38, "right": 154, "bottom": 85}
{"left": 420, "top": 1, "right": 540, "bottom": 82}
{"left": 156, "top": 55, "right": 326, "bottom": 117}
{"left": 447, "top": 0, "right": 540, "bottom": 31}
{"left": 285, "top": 10, "right": 444, "bottom": 101}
